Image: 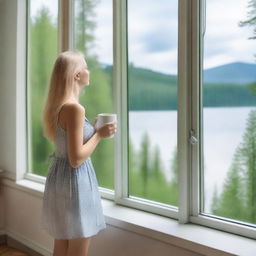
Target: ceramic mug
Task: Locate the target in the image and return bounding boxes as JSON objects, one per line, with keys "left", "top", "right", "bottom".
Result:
{"left": 94, "top": 113, "right": 117, "bottom": 138}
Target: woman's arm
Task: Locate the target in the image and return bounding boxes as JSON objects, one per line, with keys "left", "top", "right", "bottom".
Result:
{"left": 65, "top": 104, "right": 101, "bottom": 168}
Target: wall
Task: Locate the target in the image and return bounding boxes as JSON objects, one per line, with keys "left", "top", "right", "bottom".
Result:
{"left": 0, "top": 192, "right": 4, "bottom": 231}
{"left": 0, "top": 0, "right": 18, "bottom": 180}
{"left": 0, "top": 180, "right": 201, "bottom": 256}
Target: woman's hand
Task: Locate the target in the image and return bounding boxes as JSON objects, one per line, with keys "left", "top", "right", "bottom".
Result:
{"left": 93, "top": 120, "right": 117, "bottom": 139}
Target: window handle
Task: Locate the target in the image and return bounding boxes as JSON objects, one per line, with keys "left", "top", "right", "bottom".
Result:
{"left": 189, "top": 130, "right": 198, "bottom": 145}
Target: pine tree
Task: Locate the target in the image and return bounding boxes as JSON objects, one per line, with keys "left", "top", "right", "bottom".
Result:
{"left": 75, "top": 0, "right": 99, "bottom": 64}
{"left": 238, "top": 0, "right": 256, "bottom": 41}
{"left": 151, "top": 145, "right": 162, "bottom": 180}
{"left": 213, "top": 110, "right": 256, "bottom": 223}
{"left": 30, "top": 5, "right": 58, "bottom": 175}
{"left": 169, "top": 147, "right": 178, "bottom": 205}
{"left": 210, "top": 185, "right": 220, "bottom": 214}
{"left": 213, "top": 151, "right": 245, "bottom": 221}
{"left": 139, "top": 132, "right": 151, "bottom": 195}
{"left": 239, "top": 0, "right": 256, "bottom": 94}
{"left": 237, "top": 110, "right": 256, "bottom": 222}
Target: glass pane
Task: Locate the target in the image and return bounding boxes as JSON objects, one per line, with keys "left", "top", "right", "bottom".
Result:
{"left": 74, "top": 0, "right": 114, "bottom": 190}
{"left": 202, "top": 0, "right": 256, "bottom": 225}
{"left": 28, "top": 0, "right": 58, "bottom": 176}
{"left": 127, "top": 0, "right": 178, "bottom": 207}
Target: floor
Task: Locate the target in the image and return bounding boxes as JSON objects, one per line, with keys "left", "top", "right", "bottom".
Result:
{"left": 0, "top": 245, "right": 30, "bottom": 256}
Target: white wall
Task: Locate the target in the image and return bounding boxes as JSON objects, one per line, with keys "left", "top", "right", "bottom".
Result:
{"left": 0, "top": 0, "right": 19, "bottom": 180}
{"left": 0, "top": 192, "right": 4, "bottom": 231}
{"left": 1, "top": 181, "right": 202, "bottom": 256}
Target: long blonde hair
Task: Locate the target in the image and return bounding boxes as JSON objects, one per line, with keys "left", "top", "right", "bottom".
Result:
{"left": 42, "top": 50, "right": 85, "bottom": 142}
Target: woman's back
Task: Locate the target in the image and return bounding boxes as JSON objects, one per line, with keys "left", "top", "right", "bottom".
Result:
{"left": 55, "top": 103, "right": 95, "bottom": 158}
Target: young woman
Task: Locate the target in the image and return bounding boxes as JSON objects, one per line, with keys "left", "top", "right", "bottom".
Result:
{"left": 40, "top": 50, "right": 117, "bottom": 256}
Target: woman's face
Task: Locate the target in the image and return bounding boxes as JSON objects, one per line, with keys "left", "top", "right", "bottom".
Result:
{"left": 75, "top": 59, "right": 90, "bottom": 87}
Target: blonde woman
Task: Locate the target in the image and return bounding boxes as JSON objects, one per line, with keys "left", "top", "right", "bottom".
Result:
{"left": 40, "top": 51, "right": 117, "bottom": 256}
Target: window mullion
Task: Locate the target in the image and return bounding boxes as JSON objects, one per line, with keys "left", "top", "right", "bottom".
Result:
{"left": 177, "top": 0, "right": 192, "bottom": 223}
{"left": 190, "top": 0, "right": 201, "bottom": 217}
{"left": 58, "top": 0, "right": 72, "bottom": 52}
{"left": 113, "top": 0, "right": 129, "bottom": 202}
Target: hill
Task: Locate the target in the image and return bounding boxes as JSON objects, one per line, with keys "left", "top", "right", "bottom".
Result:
{"left": 103, "top": 63, "right": 256, "bottom": 110}
{"left": 204, "top": 62, "right": 256, "bottom": 85}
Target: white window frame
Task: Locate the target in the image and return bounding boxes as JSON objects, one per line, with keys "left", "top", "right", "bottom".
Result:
{"left": 187, "top": 0, "right": 256, "bottom": 240}
{"left": 23, "top": 0, "right": 256, "bottom": 240}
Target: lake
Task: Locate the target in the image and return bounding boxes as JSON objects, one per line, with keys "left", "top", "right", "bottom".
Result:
{"left": 129, "top": 106, "right": 256, "bottom": 212}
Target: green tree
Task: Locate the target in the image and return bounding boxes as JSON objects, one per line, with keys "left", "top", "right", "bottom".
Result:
{"left": 238, "top": 0, "right": 256, "bottom": 41}
{"left": 74, "top": 0, "right": 114, "bottom": 189}
{"left": 30, "top": 6, "right": 58, "bottom": 175}
{"left": 151, "top": 145, "right": 162, "bottom": 180}
{"left": 212, "top": 152, "right": 245, "bottom": 221}
{"left": 128, "top": 138, "right": 137, "bottom": 174}
{"left": 139, "top": 132, "right": 151, "bottom": 195}
{"left": 169, "top": 147, "right": 178, "bottom": 205}
{"left": 212, "top": 110, "right": 256, "bottom": 224}
{"left": 75, "top": 0, "right": 99, "bottom": 60}
{"left": 238, "top": 110, "right": 256, "bottom": 222}
{"left": 210, "top": 185, "right": 220, "bottom": 214}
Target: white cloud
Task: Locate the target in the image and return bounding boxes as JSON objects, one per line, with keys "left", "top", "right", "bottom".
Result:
{"left": 203, "top": 0, "right": 255, "bottom": 69}
{"left": 31, "top": 0, "right": 256, "bottom": 73}
{"left": 93, "top": 0, "right": 255, "bottom": 74}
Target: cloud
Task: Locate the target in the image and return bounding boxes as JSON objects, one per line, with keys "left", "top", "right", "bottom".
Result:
{"left": 203, "top": 0, "right": 256, "bottom": 68}
{"left": 31, "top": 0, "right": 256, "bottom": 74}
{"left": 139, "top": 27, "right": 177, "bottom": 53}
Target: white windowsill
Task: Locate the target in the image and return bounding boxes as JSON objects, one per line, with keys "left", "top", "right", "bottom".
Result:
{"left": 1, "top": 177, "right": 256, "bottom": 256}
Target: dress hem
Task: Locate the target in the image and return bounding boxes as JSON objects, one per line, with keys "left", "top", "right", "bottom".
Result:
{"left": 41, "top": 224, "right": 107, "bottom": 240}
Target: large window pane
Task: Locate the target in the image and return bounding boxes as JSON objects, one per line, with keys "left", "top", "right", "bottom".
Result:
{"left": 201, "top": 0, "right": 256, "bottom": 225}
{"left": 127, "top": 0, "right": 178, "bottom": 207}
{"left": 27, "top": 0, "right": 58, "bottom": 176}
{"left": 73, "top": 0, "right": 114, "bottom": 190}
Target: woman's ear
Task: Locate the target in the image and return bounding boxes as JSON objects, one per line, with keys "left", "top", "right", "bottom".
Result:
{"left": 75, "top": 72, "right": 80, "bottom": 80}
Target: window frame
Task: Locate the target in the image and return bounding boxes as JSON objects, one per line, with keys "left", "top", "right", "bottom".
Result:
{"left": 188, "top": 0, "right": 256, "bottom": 240}
{"left": 23, "top": 0, "right": 256, "bottom": 240}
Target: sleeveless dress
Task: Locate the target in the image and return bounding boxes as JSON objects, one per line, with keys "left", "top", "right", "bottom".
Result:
{"left": 40, "top": 115, "right": 107, "bottom": 239}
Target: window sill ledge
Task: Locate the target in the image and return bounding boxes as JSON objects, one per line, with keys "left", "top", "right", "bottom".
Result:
{"left": 1, "top": 177, "right": 256, "bottom": 256}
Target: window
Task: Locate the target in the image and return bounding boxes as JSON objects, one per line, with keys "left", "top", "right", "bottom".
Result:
{"left": 27, "top": 0, "right": 58, "bottom": 177}
{"left": 127, "top": 0, "right": 178, "bottom": 208}
{"left": 201, "top": 0, "right": 256, "bottom": 226}
{"left": 25, "top": 0, "right": 256, "bottom": 239}
{"left": 73, "top": 0, "right": 114, "bottom": 190}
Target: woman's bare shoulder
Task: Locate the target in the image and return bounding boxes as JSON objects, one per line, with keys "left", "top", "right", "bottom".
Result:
{"left": 63, "top": 102, "right": 85, "bottom": 112}
{"left": 61, "top": 103, "right": 85, "bottom": 126}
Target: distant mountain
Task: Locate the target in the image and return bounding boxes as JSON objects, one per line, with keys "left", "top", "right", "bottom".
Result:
{"left": 203, "top": 62, "right": 256, "bottom": 85}
{"left": 103, "top": 62, "right": 256, "bottom": 110}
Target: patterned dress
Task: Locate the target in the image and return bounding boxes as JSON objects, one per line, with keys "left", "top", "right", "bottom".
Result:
{"left": 40, "top": 116, "right": 106, "bottom": 239}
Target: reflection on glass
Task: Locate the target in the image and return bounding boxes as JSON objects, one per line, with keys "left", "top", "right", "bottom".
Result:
{"left": 202, "top": 0, "right": 256, "bottom": 225}
{"left": 127, "top": 0, "right": 178, "bottom": 207}
{"left": 28, "top": 0, "right": 58, "bottom": 176}
{"left": 74, "top": 0, "right": 114, "bottom": 190}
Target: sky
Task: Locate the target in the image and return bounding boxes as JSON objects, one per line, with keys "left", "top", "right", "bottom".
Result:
{"left": 31, "top": 0, "right": 256, "bottom": 75}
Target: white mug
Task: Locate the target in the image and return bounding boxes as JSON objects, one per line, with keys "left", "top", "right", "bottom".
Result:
{"left": 94, "top": 113, "right": 117, "bottom": 138}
